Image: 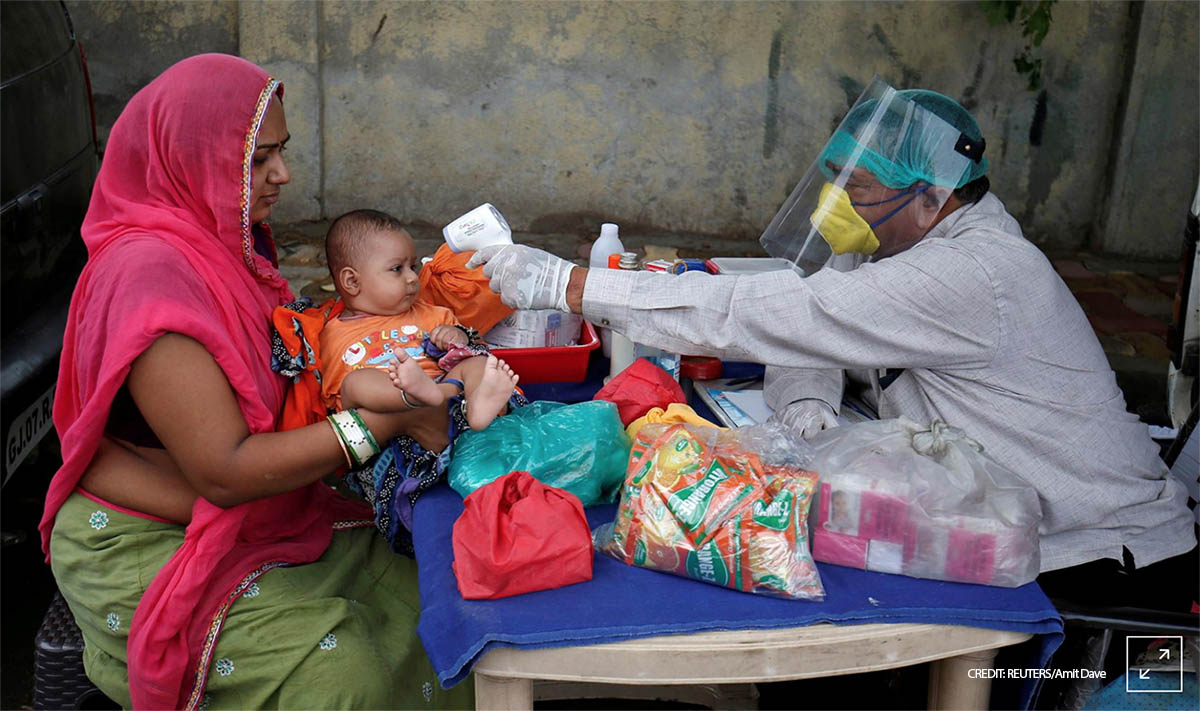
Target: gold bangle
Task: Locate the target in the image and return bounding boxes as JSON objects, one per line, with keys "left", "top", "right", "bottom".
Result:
{"left": 327, "top": 417, "right": 352, "bottom": 468}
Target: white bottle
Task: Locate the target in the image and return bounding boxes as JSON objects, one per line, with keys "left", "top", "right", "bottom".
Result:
{"left": 605, "top": 251, "right": 639, "bottom": 383}
{"left": 588, "top": 223, "right": 624, "bottom": 357}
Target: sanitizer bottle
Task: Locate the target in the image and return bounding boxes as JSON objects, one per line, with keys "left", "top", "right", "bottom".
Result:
{"left": 589, "top": 223, "right": 624, "bottom": 357}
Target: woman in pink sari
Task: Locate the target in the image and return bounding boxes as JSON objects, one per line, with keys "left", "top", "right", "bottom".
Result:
{"left": 40, "top": 53, "right": 471, "bottom": 709}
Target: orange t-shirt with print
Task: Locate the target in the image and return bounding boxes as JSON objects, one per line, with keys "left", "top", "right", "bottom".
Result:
{"left": 318, "top": 302, "right": 460, "bottom": 409}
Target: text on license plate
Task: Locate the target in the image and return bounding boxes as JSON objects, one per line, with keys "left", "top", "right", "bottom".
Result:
{"left": 5, "top": 384, "right": 55, "bottom": 484}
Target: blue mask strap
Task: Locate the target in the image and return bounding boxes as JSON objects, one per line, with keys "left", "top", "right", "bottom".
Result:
{"left": 853, "top": 185, "right": 931, "bottom": 229}
{"left": 851, "top": 184, "right": 928, "bottom": 207}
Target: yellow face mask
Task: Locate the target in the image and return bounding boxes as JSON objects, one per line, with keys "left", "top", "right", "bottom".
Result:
{"left": 809, "top": 182, "right": 880, "bottom": 255}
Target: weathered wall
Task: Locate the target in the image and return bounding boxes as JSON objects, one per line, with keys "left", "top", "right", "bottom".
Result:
{"left": 65, "top": 1, "right": 239, "bottom": 148}
{"left": 65, "top": 0, "right": 1199, "bottom": 258}
{"left": 239, "top": 1, "right": 322, "bottom": 222}
{"left": 1096, "top": 1, "right": 1200, "bottom": 257}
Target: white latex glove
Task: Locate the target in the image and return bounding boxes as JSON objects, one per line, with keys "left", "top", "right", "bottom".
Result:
{"left": 465, "top": 244, "right": 575, "bottom": 312}
{"left": 770, "top": 398, "right": 840, "bottom": 440}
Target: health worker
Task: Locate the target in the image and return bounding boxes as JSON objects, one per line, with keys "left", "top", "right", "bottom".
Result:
{"left": 467, "top": 79, "right": 1197, "bottom": 607}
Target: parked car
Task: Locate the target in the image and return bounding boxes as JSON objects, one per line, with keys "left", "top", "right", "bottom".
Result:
{"left": 1166, "top": 182, "right": 1199, "bottom": 431}
{"left": 1162, "top": 181, "right": 1199, "bottom": 484}
{"left": 1, "top": 0, "right": 99, "bottom": 488}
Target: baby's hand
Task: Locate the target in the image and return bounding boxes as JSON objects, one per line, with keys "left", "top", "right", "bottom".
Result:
{"left": 430, "top": 325, "right": 469, "bottom": 351}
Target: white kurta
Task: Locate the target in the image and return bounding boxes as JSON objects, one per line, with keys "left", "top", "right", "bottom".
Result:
{"left": 582, "top": 193, "right": 1195, "bottom": 572}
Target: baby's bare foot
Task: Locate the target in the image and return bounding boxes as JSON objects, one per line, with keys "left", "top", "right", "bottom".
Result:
{"left": 386, "top": 351, "right": 445, "bottom": 408}
{"left": 467, "top": 354, "right": 519, "bottom": 430}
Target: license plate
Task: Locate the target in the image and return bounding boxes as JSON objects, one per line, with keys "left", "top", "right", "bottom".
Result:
{"left": 5, "top": 384, "right": 55, "bottom": 485}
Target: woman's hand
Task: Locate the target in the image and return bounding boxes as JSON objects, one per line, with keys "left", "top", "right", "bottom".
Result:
{"left": 124, "top": 333, "right": 453, "bottom": 509}
{"left": 430, "top": 325, "right": 468, "bottom": 351}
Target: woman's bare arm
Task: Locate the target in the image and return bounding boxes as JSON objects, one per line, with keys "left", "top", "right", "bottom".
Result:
{"left": 127, "top": 333, "right": 447, "bottom": 508}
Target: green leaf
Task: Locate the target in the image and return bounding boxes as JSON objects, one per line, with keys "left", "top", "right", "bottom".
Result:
{"left": 1025, "top": 1, "right": 1055, "bottom": 45}
{"left": 1028, "top": 64, "right": 1043, "bottom": 91}
{"left": 983, "top": 0, "right": 1054, "bottom": 92}
{"left": 980, "top": 0, "right": 1017, "bottom": 25}
{"left": 1026, "top": 13, "right": 1050, "bottom": 43}
{"left": 1014, "top": 49, "right": 1036, "bottom": 73}
{"left": 1013, "top": 52, "right": 1044, "bottom": 91}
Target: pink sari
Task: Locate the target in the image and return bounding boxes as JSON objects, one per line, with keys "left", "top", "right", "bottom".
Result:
{"left": 38, "top": 54, "right": 368, "bottom": 709}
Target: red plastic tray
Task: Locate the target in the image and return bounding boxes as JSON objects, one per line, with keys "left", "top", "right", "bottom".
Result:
{"left": 491, "top": 320, "right": 599, "bottom": 384}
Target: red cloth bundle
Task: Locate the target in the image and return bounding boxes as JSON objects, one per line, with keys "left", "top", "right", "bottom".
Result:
{"left": 452, "top": 471, "right": 593, "bottom": 600}
{"left": 593, "top": 357, "right": 686, "bottom": 426}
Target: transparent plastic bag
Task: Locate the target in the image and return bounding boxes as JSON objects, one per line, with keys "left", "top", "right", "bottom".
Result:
{"left": 448, "top": 400, "right": 631, "bottom": 506}
{"left": 594, "top": 422, "right": 825, "bottom": 601}
{"left": 808, "top": 417, "right": 1042, "bottom": 587}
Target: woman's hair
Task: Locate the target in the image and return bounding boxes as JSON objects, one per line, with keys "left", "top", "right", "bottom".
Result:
{"left": 325, "top": 208, "right": 408, "bottom": 274}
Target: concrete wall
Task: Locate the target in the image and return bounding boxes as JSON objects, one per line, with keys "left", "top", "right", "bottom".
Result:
{"left": 1096, "top": 1, "right": 1200, "bottom": 257}
{"left": 65, "top": 0, "right": 1199, "bottom": 258}
{"left": 66, "top": 1, "right": 239, "bottom": 148}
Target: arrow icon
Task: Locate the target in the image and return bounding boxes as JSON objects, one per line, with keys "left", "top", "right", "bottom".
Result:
{"left": 1139, "top": 669, "right": 1150, "bottom": 680}
{"left": 1159, "top": 649, "right": 1170, "bottom": 661}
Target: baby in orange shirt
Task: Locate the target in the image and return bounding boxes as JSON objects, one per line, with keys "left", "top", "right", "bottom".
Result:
{"left": 319, "top": 209, "right": 518, "bottom": 430}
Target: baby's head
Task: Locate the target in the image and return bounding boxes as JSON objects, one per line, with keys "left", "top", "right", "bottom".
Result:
{"left": 325, "top": 209, "right": 421, "bottom": 316}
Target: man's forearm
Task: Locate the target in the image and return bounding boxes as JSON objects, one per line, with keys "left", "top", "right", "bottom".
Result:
{"left": 566, "top": 266, "right": 588, "bottom": 314}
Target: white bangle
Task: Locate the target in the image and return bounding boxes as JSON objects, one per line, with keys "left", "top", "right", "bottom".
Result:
{"left": 327, "top": 418, "right": 353, "bottom": 468}
{"left": 327, "top": 409, "right": 380, "bottom": 467}
{"left": 345, "top": 409, "right": 380, "bottom": 452}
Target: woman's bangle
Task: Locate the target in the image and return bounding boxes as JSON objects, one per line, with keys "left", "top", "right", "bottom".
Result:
{"left": 345, "top": 408, "right": 380, "bottom": 453}
{"left": 327, "top": 409, "right": 381, "bottom": 467}
{"left": 327, "top": 417, "right": 353, "bottom": 468}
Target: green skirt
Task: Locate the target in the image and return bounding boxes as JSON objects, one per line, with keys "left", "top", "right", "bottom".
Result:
{"left": 49, "top": 491, "right": 474, "bottom": 710}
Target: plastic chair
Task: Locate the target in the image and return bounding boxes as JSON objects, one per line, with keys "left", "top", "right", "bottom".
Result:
{"left": 33, "top": 591, "right": 116, "bottom": 710}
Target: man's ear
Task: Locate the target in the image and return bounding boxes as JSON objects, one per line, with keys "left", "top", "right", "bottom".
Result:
{"left": 338, "top": 266, "right": 361, "bottom": 296}
{"left": 914, "top": 186, "right": 951, "bottom": 231}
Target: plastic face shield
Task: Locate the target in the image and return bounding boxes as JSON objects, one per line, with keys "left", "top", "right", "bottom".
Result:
{"left": 759, "top": 78, "right": 984, "bottom": 276}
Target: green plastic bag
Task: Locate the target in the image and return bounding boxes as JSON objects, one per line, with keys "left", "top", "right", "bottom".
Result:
{"left": 448, "top": 400, "right": 631, "bottom": 506}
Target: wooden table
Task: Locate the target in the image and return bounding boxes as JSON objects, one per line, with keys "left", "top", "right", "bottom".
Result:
{"left": 472, "top": 621, "right": 1031, "bottom": 710}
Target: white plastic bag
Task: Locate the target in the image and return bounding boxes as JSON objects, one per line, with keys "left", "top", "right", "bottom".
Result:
{"left": 808, "top": 418, "right": 1042, "bottom": 587}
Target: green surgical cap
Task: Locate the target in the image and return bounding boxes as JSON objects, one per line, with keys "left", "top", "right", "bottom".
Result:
{"left": 819, "top": 88, "right": 989, "bottom": 190}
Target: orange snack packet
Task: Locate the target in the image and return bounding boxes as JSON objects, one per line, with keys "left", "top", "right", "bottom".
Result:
{"left": 635, "top": 425, "right": 765, "bottom": 548}
{"left": 745, "top": 468, "right": 821, "bottom": 597}
{"left": 595, "top": 423, "right": 825, "bottom": 601}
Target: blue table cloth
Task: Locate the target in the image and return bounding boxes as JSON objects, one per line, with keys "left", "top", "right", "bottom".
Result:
{"left": 413, "top": 485, "right": 1063, "bottom": 708}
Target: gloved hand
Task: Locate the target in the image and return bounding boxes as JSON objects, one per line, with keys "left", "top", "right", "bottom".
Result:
{"left": 770, "top": 398, "right": 840, "bottom": 439}
{"left": 465, "top": 244, "right": 576, "bottom": 312}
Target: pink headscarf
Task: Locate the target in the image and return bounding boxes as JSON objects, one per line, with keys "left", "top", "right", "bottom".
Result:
{"left": 39, "top": 54, "right": 368, "bottom": 709}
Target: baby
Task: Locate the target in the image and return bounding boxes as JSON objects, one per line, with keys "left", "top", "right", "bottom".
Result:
{"left": 310, "top": 209, "right": 528, "bottom": 555}
{"left": 319, "top": 209, "right": 518, "bottom": 430}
